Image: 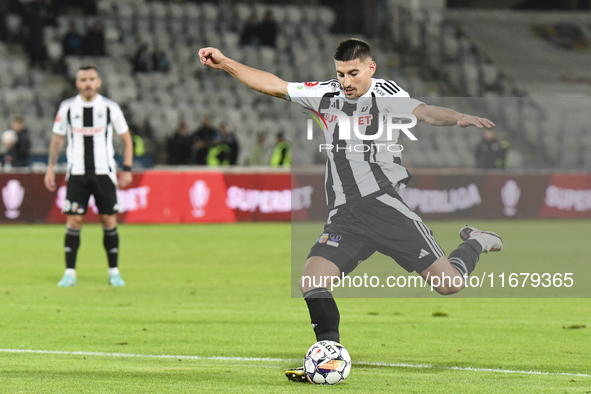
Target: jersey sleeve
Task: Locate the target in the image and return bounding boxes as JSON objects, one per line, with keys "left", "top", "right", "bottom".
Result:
{"left": 286, "top": 81, "right": 334, "bottom": 108}
{"left": 110, "top": 104, "right": 129, "bottom": 135}
{"left": 375, "top": 81, "right": 424, "bottom": 114}
{"left": 52, "top": 103, "right": 68, "bottom": 136}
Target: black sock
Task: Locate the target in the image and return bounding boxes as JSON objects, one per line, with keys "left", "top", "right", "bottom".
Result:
{"left": 304, "top": 288, "right": 340, "bottom": 342}
{"left": 65, "top": 227, "right": 80, "bottom": 269}
{"left": 103, "top": 227, "right": 119, "bottom": 268}
{"left": 448, "top": 239, "right": 482, "bottom": 277}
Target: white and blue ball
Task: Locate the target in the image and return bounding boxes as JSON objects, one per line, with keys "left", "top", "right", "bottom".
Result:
{"left": 303, "top": 340, "right": 351, "bottom": 385}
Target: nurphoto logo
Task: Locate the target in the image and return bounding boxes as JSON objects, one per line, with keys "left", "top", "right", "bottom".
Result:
{"left": 303, "top": 107, "right": 418, "bottom": 153}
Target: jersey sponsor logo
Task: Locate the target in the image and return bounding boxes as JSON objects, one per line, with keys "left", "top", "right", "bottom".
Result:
{"left": 55, "top": 113, "right": 61, "bottom": 123}
{"left": 304, "top": 81, "right": 320, "bottom": 88}
{"left": 2, "top": 179, "right": 25, "bottom": 219}
{"left": 72, "top": 126, "right": 107, "bottom": 135}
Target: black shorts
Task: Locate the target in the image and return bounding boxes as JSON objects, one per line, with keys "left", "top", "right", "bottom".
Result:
{"left": 63, "top": 174, "right": 119, "bottom": 215}
{"left": 308, "top": 188, "right": 445, "bottom": 276}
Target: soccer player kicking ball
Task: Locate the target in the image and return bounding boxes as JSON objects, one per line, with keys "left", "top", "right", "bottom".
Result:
{"left": 199, "top": 39, "right": 503, "bottom": 382}
{"left": 44, "top": 65, "right": 133, "bottom": 287}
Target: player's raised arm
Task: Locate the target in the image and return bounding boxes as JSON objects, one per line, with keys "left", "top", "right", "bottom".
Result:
{"left": 413, "top": 103, "right": 495, "bottom": 129}
{"left": 199, "top": 47, "right": 289, "bottom": 100}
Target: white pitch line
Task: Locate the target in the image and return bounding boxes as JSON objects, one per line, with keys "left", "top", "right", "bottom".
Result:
{"left": 1, "top": 349, "right": 590, "bottom": 378}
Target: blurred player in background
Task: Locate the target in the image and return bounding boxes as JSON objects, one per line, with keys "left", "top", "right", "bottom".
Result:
{"left": 44, "top": 65, "right": 133, "bottom": 287}
{"left": 198, "top": 39, "right": 503, "bottom": 381}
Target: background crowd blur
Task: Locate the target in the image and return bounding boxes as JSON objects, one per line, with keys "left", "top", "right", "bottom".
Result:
{"left": 0, "top": 0, "right": 590, "bottom": 170}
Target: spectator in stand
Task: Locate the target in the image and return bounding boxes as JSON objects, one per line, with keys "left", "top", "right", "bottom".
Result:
{"left": 166, "top": 118, "right": 192, "bottom": 165}
{"left": 153, "top": 47, "right": 170, "bottom": 72}
{"left": 62, "top": 21, "right": 84, "bottom": 56}
{"left": 193, "top": 140, "right": 208, "bottom": 165}
{"left": 83, "top": 21, "right": 105, "bottom": 56}
{"left": 0, "top": 0, "right": 10, "bottom": 43}
{"left": 207, "top": 139, "right": 231, "bottom": 167}
{"left": 191, "top": 116, "right": 218, "bottom": 165}
{"left": 133, "top": 43, "right": 154, "bottom": 73}
{"left": 23, "top": 0, "right": 51, "bottom": 68}
{"left": 475, "top": 128, "right": 504, "bottom": 169}
{"left": 259, "top": 10, "right": 278, "bottom": 47}
{"left": 245, "top": 132, "right": 267, "bottom": 165}
{"left": 240, "top": 14, "right": 260, "bottom": 46}
{"left": 218, "top": 123, "right": 239, "bottom": 165}
{"left": 4, "top": 116, "right": 31, "bottom": 167}
{"left": 192, "top": 116, "right": 219, "bottom": 146}
{"left": 496, "top": 132, "right": 510, "bottom": 169}
{"left": 270, "top": 132, "right": 290, "bottom": 167}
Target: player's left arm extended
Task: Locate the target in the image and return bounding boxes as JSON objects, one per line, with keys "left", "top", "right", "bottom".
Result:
{"left": 198, "top": 47, "right": 289, "bottom": 99}
{"left": 413, "top": 103, "right": 495, "bottom": 128}
{"left": 119, "top": 130, "right": 133, "bottom": 188}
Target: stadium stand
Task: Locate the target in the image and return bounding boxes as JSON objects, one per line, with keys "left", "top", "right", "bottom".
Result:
{"left": 0, "top": 1, "right": 589, "bottom": 169}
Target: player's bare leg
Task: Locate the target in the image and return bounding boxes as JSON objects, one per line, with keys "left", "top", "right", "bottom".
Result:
{"left": 100, "top": 214, "right": 125, "bottom": 286}
{"left": 420, "top": 256, "right": 465, "bottom": 295}
{"left": 57, "top": 214, "right": 84, "bottom": 287}
{"left": 421, "top": 224, "right": 503, "bottom": 295}
{"left": 300, "top": 256, "right": 341, "bottom": 294}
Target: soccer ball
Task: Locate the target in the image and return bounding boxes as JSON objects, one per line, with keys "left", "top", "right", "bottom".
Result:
{"left": 2, "top": 130, "right": 17, "bottom": 146}
{"left": 303, "top": 340, "right": 351, "bottom": 385}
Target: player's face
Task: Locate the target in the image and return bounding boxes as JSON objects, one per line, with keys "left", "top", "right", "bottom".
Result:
{"left": 335, "top": 57, "right": 376, "bottom": 98}
{"left": 76, "top": 69, "right": 102, "bottom": 101}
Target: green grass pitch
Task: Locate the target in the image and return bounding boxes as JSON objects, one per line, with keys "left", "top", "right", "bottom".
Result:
{"left": 0, "top": 221, "right": 590, "bottom": 393}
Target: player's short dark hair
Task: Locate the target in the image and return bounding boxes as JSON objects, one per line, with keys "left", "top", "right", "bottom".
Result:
{"left": 333, "top": 39, "right": 372, "bottom": 62}
{"left": 77, "top": 64, "right": 99, "bottom": 74}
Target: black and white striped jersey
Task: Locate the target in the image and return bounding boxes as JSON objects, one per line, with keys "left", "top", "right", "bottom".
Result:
{"left": 53, "top": 95, "right": 129, "bottom": 176}
{"left": 287, "top": 78, "right": 423, "bottom": 210}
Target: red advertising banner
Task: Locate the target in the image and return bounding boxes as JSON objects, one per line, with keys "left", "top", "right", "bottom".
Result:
{"left": 181, "top": 172, "right": 236, "bottom": 223}
{"left": 1, "top": 171, "right": 591, "bottom": 224}
{"left": 539, "top": 173, "right": 591, "bottom": 219}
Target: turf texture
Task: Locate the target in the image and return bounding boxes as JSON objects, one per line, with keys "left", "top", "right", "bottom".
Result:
{"left": 0, "top": 221, "right": 589, "bottom": 393}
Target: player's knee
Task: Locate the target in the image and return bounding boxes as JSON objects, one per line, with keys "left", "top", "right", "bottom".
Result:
{"left": 300, "top": 257, "right": 341, "bottom": 293}
{"left": 66, "top": 215, "right": 84, "bottom": 229}
{"left": 434, "top": 282, "right": 465, "bottom": 295}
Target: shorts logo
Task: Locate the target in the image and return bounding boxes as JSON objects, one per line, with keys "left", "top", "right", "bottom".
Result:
{"left": 62, "top": 199, "right": 85, "bottom": 214}
{"left": 327, "top": 233, "right": 341, "bottom": 247}
{"left": 318, "top": 233, "right": 329, "bottom": 244}
{"left": 329, "top": 234, "right": 341, "bottom": 242}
